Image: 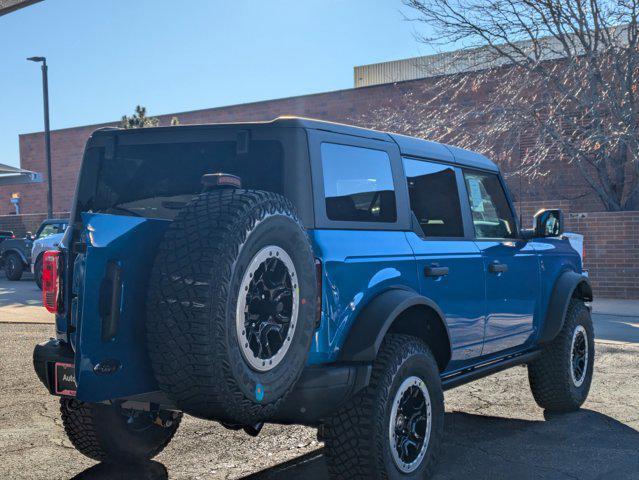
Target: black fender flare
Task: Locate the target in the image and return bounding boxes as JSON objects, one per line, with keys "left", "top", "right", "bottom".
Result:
{"left": 1, "top": 248, "right": 28, "bottom": 266}
{"left": 337, "top": 288, "right": 452, "bottom": 370}
{"left": 540, "top": 270, "right": 593, "bottom": 343}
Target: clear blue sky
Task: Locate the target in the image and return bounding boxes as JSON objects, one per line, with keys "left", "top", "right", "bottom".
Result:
{"left": 0, "top": 0, "right": 437, "bottom": 167}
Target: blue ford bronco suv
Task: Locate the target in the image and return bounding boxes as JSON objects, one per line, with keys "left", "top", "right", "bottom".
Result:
{"left": 33, "top": 117, "right": 593, "bottom": 479}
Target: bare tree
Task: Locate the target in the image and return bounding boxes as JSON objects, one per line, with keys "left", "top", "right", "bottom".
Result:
{"left": 363, "top": 0, "right": 639, "bottom": 211}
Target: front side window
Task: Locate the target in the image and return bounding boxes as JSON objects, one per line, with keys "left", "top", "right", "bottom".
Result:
{"left": 403, "top": 158, "right": 464, "bottom": 237}
{"left": 321, "top": 143, "right": 397, "bottom": 223}
{"left": 463, "top": 171, "right": 517, "bottom": 239}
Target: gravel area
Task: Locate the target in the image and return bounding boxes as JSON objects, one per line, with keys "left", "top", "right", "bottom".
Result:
{"left": 1, "top": 323, "right": 638, "bottom": 480}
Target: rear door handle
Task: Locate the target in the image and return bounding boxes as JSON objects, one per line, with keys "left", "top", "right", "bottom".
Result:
{"left": 424, "top": 265, "right": 449, "bottom": 277}
{"left": 489, "top": 261, "right": 508, "bottom": 273}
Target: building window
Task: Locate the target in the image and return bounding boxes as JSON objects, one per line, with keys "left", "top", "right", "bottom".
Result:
{"left": 321, "top": 143, "right": 397, "bottom": 223}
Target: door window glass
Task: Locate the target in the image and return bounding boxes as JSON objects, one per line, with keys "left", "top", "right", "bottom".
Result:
{"left": 463, "top": 171, "right": 517, "bottom": 238}
{"left": 402, "top": 158, "right": 464, "bottom": 237}
{"left": 37, "top": 223, "right": 67, "bottom": 239}
{"left": 321, "top": 143, "right": 397, "bottom": 222}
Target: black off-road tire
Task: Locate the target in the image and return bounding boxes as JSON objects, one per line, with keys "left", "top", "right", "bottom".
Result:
{"left": 34, "top": 255, "right": 43, "bottom": 290}
{"left": 146, "top": 189, "right": 317, "bottom": 425}
{"left": 60, "top": 398, "right": 181, "bottom": 463}
{"left": 528, "top": 299, "right": 595, "bottom": 412}
{"left": 324, "top": 334, "right": 444, "bottom": 480}
{"left": 4, "top": 252, "right": 23, "bottom": 281}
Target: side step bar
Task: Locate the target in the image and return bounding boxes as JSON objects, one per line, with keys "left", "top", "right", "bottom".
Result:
{"left": 442, "top": 349, "right": 541, "bottom": 391}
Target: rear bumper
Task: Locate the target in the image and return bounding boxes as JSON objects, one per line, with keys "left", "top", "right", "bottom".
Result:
{"left": 33, "top": 339, "right": 75, "bottom": 395}
{"left": 32, "top": 338, "right": 372, "bottom": 424}
{"left": 269, "top": 363, "right": 371, "bottom": 426}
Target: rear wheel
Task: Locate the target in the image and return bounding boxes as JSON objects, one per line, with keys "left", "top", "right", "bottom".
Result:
{"left": 4, "top": 252, "right": 23, "bottom": 281}
{"left": 324, "top": 334, "right": 444, "bottom": 479}
{"left": 60, "top": 398, "right": 181, "bottom": 463}
{"left": 528, "top": 299, "right": 595, "bottom": 412}
{"left": 34, "top": 255, "right": 43, "bottom": 289}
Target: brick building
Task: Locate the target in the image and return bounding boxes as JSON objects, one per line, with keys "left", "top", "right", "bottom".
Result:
{"left": 1, "top": 53, "right": 637, "bottom": 297}
{"left": 0, "top": 53, "right": 611, "bottom": 216}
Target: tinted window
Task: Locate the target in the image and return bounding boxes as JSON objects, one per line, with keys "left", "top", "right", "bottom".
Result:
{"left": 89, "top": 140, "right": 283, "bottom": 220}
{"left": 322, "top": 143, "right": 397, "bottom": 222}
{"left": 403, "top": 158, "right": 464, "bottom": 237}
{"left": 463, "top": 171, "right": 517, "bottom": 238}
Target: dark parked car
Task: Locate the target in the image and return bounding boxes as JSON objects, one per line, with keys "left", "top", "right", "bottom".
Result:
{"left": 0, "top": 230, "right": 14, "bottom": 243}
{"left": 33, "top": 118, "right": 592, "bottom": 478}
{"left": 0, "top": 219, "right": 67, "bottom": 280}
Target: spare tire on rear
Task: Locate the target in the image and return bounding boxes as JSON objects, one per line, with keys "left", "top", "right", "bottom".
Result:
{"left": 146, "top": 190, "right": 317, "bottom": 425}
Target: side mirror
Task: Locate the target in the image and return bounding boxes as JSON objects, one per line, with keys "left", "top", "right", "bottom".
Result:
{"left": 533, "top": 209, "right": 563, "bottom": 237}
{"left": 25, "top": 231, "right": 35, "bottom": 240}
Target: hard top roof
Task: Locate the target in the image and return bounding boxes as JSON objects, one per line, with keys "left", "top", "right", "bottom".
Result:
{"left": 94, "top": 116, "right": 498, "bottom": 172}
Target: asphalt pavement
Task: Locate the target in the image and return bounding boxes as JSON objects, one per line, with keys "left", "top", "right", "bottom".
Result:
{"left": 1, "top": 275, "right": 638, "bottom": 479}
{"left": 0, "top": 323, "right": 637, "bottom": 480}
{"left": 0, "top": 275, "right": 53, "bottom": 324}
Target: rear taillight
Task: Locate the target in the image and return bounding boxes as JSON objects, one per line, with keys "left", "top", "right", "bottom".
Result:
{"left": 42, "top": 250, "right": 60, "bottom": 313}
{"left": 315, "top": 258, "right": 322, "bottom": 326}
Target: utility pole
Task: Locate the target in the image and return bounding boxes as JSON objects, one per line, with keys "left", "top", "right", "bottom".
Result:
{"left": 27, "top": 56, "right": 53, "bottom": 218}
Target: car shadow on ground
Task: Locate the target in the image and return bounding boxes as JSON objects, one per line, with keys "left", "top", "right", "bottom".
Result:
{"left": 243, "top": 409, "right": 639, "bottom": 480}
{"left": 70, "top": 460, "right": 168, "bottom": 480}
{"left": 68, "top": 409, "right": 639, "bottom": 480}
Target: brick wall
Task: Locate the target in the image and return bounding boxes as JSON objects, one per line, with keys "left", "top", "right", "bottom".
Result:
{"left": 0, "top": 212, "right": 69, "bottom": 238}
{"left": 515, "top": 200, "right": 639, "bottom": 299}
{"left": 0, "top": 76, "right": 611, "bottom": 216}
{"left": 1, "top": 205, "right": 636, "bottom": 299}
{"left": 565, "top": 211, "right": 639, "bottom": 299}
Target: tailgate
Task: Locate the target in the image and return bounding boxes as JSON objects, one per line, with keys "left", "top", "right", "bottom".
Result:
{"left": 74, "top": 212, "right": 171, "bottom": 402}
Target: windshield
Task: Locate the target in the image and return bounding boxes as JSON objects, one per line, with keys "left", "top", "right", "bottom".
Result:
{"left": 37, "top": 223, "right": 67, "bottom": 239}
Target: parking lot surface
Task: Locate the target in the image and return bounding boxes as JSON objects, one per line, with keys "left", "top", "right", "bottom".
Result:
{"left": 0, "top": 320, "right": 638, "bottom": 480}
{"left": 0, "top": 276, "right": 53, "bottom": 324}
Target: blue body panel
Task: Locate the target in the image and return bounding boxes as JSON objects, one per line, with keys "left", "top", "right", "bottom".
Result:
{"left": 476, "top": 240, "right": 539, "bottom": 355}
{"left": 74, "top": 213, "right": 170, "bottom": 402}
{"left": 529, "top": 237, "right": 582, "bottom": 337}
{"left": 308, "top": 229, "right": 418, "bottom": 364}
{"left": 67, "top": 214, "right": 582, "bottom": 402}
{"left": 404, "top": 233, "right": 485, "bottom": 371}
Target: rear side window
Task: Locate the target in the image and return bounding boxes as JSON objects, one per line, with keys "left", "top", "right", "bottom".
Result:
{"left": 463, "top": 171, "right": 517, "bottom": 239}
{"left": 321, "top": 143, "right": 397, "bottom": 223}
{"left": 402, "top": 158, "right": 464, "bottom": 237}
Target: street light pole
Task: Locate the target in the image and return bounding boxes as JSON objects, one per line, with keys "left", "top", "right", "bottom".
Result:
{"left": 27, "top": 56, "right": 53, "bottom": 218}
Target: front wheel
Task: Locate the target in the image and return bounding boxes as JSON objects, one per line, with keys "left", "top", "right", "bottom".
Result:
{"left": 324, "top": 334, "right": 444, "bottom": 479}
{"left": 4, "top": 252, "right": 23, "bottom": 281}
{"left": 60, "top": 398, "right": 182, "bottom": 463}
{"left": 528, "top": 299, "right": 595, "bottom": 412}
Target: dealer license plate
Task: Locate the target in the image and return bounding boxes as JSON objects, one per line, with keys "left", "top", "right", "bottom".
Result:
{"left": 54, "top": 362, "right": 76, "bottom": 396}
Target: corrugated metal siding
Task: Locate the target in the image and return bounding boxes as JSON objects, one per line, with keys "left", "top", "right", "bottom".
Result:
{"left": 353, "top": 49, "right": 511, "bottom": 87}
{"left": 353, "top": 36, "right": 589, "bottom": 88}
